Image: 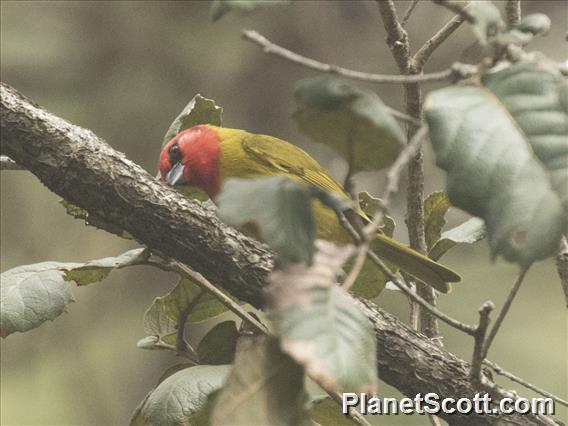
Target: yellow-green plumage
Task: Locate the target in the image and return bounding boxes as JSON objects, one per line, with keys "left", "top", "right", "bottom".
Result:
{"left": 211, "top": 126, "right": 460, "bottom": 293}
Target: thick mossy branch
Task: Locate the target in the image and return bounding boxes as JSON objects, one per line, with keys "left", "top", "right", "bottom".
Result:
{"left": 0, "top": 82, "right": 555, "bottom": 426}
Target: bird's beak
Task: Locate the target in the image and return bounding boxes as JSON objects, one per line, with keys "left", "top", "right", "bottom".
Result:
{"left": 166, "top": 162, "right": 185, "bottom": 186}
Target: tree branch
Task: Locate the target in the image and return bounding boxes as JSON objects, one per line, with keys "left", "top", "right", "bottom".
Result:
{"left": 505, "top": 0, "right": 522, "bottom": 28}
{"left": 241, "top": 29, "right": 475, "bottom": 84}
{"left": 470, "top": 301, "right": 495, "bottom": 385}
{"left": 0, "top": 82, "right": 556, "bottom": 426}
{"left": 414, "top": 6, "right": 469, "bottom": 69}
{"left": 377, "top": 0, "right": 441, "bottom": 339}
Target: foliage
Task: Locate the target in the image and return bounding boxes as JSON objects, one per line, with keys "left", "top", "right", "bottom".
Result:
{"left": 217, "top": 176, "right": 317, "bottom": 265}
{"left": 1, "top": 249, "right": 148, "bottom": 337}
{"left": 130, "top": 365, "right": 230, "bottom": 426}
{"left": 267, "top": 240, "right": 378, "bottom": 393}
{"left": 426, "top": 62, "right": 567, "bottom": 265}
{"left": 4, "top": 0, "right": 567, "bottom": 424}
{"left": 294, "top": 76, "right": 404, "bottom": 172}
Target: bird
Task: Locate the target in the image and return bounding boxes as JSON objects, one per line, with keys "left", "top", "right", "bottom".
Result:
{"left": 158, "top": 124, "right": 461, "bottom": 293}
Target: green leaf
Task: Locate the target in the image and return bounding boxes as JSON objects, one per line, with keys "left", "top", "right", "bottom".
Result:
{"left": 217, "top": 177, "right": 316, "bottom": 264}
{"left": 1, "top": 249, "right": 148, "bottom": 337}
{"left": 423, "top": 191, "right": 452, "bottom": 251}
{"left": 211, "top": 336, "right": 310, "bottom": 426}
{"left": 515, "top": 14, "right": 551, "bottom": 37}
{"left": 294, "top": 76, "right": 403, "bottom": 172}
{"left": 342, "top": 192, "right": 396, "bottom": 299}
{"left": 1, "top": 262, "right": 76, "bottom": 338}
{"left": 64, "top": 248, "right": 148, "bottom": 286}
{"left": 197, "top": 321, "right": 239, "bottom": 365}
{"left": 162, "top": 94, "right": 222, "bottom": 147}
{"left": 141, "top": 277, "right": 231, "bottom": 350}
{"left": 429, "top": 218, "right": 487, "bottom": 261}
{"left": 469, "top": 1, "right": 505, "bottom": 44}
{"left": 425, "top": 62, "right": 567, "bottom": 265}
{"left": 358, "top": 191, "right": 395, "bottom": 237}
{"left": 308, "top": 397, "right": 355, "bottom": 426}
{"left": 210, "top": 0, "right": 290, "bottom": 22}
{"left": 130, "top": 365, "right": 230, "bottom": 426}
{"left": 268, "top": 240, "right": 378, "bottom": 393}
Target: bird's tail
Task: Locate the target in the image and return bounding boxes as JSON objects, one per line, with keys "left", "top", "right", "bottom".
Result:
{"left": 371, "top": 234, "right": 461, "bottom": 293}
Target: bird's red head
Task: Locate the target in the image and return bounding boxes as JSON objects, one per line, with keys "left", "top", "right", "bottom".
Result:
{"left": 158, "top": 125, "right": 221, "bottom": 197}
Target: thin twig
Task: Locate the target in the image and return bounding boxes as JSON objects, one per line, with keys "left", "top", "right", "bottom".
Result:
{"left": 470, "top": 301, "right": 495, "bottom": 384}
{"left": 175, "top": 291, "right": 203, "bottom": 361}
{"left": 505, "top": 0, "right": 521, "bottom": 28}
{"left": 431, "top": 0, "right": 475, "bottom": 23}
{"left": 156, "top": 258, "right": 372, "bottom": 425}
{"left": 414, "top": 5, "right": 469, "bottom": 69}
{"left": 328, "top": 392, "right": 373, "bottom": 426}
{"left": 343, "top": 123, "right": 358, "bottom": 200}
{"left": 342, "top": 124, "right": 425, "bottom": 292}
{"left": 332, "top": 201, "right": 474, "bottom": 335}
{"left": 385, "top": 105, "right": 422, "bottom": 126}
{"left": 428, "top": 414, "right": 443, "bottom": 426}
{"left": 382, "top": 126, "right": 428, "bottom": 203}
{"left": 0, "top": 155, "right": 25, "bottom": 170}
{"left": 366, "top": 245, "right": 476, "bottom": 335}
{"left": 401, "top": 0, "right": 420, "bottom": 28}
{"left": 483, "top": 359, "right": 568, "bottom": 407}
{"left": 241, "top": 29, "right": 471, "bottom": 84}
{"left": 556, "top": 236, "right": 568, "bottom": 308}
{"left": 481, "top": 265, "right": 531, "bottom": 359}
{"left": 169, "top": 260, "right": 269, "bottom": 335}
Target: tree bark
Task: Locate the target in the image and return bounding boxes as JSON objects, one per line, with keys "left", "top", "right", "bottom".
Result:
{"left": 0, "top": 82, "right": 558, "bottom": 426}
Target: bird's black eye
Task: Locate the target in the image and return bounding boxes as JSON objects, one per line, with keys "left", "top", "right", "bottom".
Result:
{"left": 168, "top": 144, "right": 182, "bottom": 165}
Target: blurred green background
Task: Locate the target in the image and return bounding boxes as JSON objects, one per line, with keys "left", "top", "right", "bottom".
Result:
{"left": 1, "top": 1, "right": 566, "bottom": 425}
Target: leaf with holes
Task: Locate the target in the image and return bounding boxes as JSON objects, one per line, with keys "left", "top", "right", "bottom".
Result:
{"left": 267, "top": 240, "right": 377, "bottom": 393}
{"left": 218, "top": 176, "right": 316, "bottom": 264}
{"left": 294, "top": 76, "right": 403, "bottom": 172}
{"left": 211, "top": 336, "right": 310, "bottom": 426}
{"left": 130, "top": 365, "right": 230, "bottom": 426}
{"left": 162, "top": 94, "right": 222, "bottom": 147}
{"left": 425, "top": 61, "right": 567, "bottom": 265}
